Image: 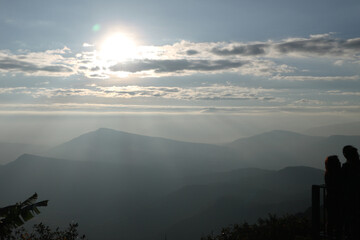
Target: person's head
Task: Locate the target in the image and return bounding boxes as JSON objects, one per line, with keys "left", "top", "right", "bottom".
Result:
{"left": 325, "top": 155, "right": 341, "bottom": 172}
{"left": 343, "top": 145, "right": 359, "bottom": 163}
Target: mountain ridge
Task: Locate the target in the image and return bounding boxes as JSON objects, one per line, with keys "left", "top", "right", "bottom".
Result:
{"left": 0, "top": 153, "right": 324, "bottom": 240}
{"left": 44, "top": 128, "right": 248, "bottom": 174}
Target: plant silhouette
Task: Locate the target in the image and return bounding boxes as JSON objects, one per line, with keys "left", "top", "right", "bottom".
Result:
{"left": 0, "top": 193, "right": 48, "bottom": 239}
{"left": 201, "top": 214, "right": 311, "bottom": 240}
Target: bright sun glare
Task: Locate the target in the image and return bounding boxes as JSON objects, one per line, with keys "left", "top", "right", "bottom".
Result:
{"left": 100, "top": 33, "right": 137, "bottom": 62}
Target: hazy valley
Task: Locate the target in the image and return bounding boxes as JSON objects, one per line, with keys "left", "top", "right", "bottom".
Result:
{"left": 1, "top": 127, "right": 358, "bottom": 239}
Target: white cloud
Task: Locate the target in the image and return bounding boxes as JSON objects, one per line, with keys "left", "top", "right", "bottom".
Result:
{"left": 327, "top": 90, "right": 360, "bottom": 96}
{"left": 0, "top": 85, "right": 281, "bottom": 102}
{"left": 293, "top": 99, "right": 324, "bottom": 105}
{"left": 0, "top": 48, "right": 75, "bottom": 77}
{"left": 82, "top": 43, "right": 94, "bottom": 47}
{"left": 1, "top": 33, "right": 360, "bottom": 79}
{"left": 1, "top": 102, "right": 359, "bottom": 115}
{"left": 271, "top": 75, "right": 360, "bottom": 81}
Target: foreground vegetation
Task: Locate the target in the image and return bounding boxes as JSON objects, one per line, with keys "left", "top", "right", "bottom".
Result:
{"left": 1, "top": 194, "right": 311, "bottom": 240}
{"left": 0, "top": 193, "right": 86, "bottom": 240}
{"left": 201, "top": 214, "right": 311, "bottom": 240}
{"left": 6, "top": 223, "right": 86, "bottom": 240}
{"left": 0, "top": 193, "right": 48, "bottom": 239}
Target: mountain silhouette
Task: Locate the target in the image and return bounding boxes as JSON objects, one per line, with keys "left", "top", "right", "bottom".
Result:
{"left": 0, "top": 153, "right": 324, "bottom": 240}
{"left": 226, "top": 130, "right": 360, "bottom": 169}
{"left": 0, "top": 142, "right": 46, "bottom": 165}
{"left": 2, "top": 128, "right": 356, "bottom": 240}
{"left": 44, "top": 128, "right": 360, "bottom": 171}
{"left": 45, "top": 128, "right": 247, "bottom": 174}
{"left": 304, "top": 121, "right": 360, "bottom": 136}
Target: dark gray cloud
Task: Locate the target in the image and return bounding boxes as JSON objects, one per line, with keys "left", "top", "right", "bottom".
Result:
{"left": 17, "top": 85, "right": 277, "bottom": 103}
{"left": 0, "top": 58, "right": 38, "bottom": 72}
{"left": 88, "top": 73, "right": 107, "bottom": 78}
{"left": 110, "top": 59, "right": 248, "bottom": 73}
{"left": 0, "top": 57, "right": 73, "bottom": 73}
{"left": 276, "top": 38, "right": 341, "bottom": 55}
{"left": 40, "top": 65, "right": 73, "bottom": 73}
{"left": 197, "top": 97, "right": 253, "bottom": 101}
{"left": 211, "top": 44, "right": 268, "bottom": 56}
{"left": 186, "top": 49, "right": 199, "bottom": 55}
{"left": 344, "top": 38, "right": 360, "bottom": 49}
{"left": 274, "top": 36, "right": 360, "bottom": 56}
{"left": 90, "top": 66, "right": 100, "bottom": 71}
{"left": 206, "top": 36, "right": 360, "bottom": 58}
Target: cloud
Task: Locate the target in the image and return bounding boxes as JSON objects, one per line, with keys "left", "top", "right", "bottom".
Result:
{"left": 1, "top": 86, "right": 359, "bottom": 115}
{"left": 0, "top": 102, "right": 359, "bottom": 115}
{"left": 0, "top": 85, "right": 279, "bottom": 102}
{"left": 333, "top": 60, "right": 344, "bottom": 66}
{"left": 109, "top": 59, "right": 248, "bottom": 74}
{"left": 82, "top": 43, "right": 94, "bottom": 47}
{"left": 293, "top": 99, "right": 324, "bottom": 105}
{"left": 0, "top": 49, "right": 74, "bottom": 76}
{"left": 327, "top": 90, "right": 360, "bottom": 96}
{"left": 0, "top": 87, "right": 27, "bottom": 94}
{"left": 343, "top": 38, "right": 360, "bottom": 49}
{"left": 186, "top": 50, "right": 199, "bottom": 55}
{"left": 1, "top": 33, "right": 360, "bottom": 79}
{"left": 148, "top": 34, "right": 360, "bottom": 60}
{"left": 273, "top": 35, "right": 360, "bottom": 58}
{"left": 0, "top": 57, "right": 72, "bottom": 74}
{"left": 239, "top": 60, "right": 295, "bottom": 77}
{"left": 275, "top": 38, "right": 340, "bottom": 55}
{"left": 271, "top": 75, "right": 360, "bottom": 81}
{"left": 279, "top": 105, "right": 360, "bottom": 114}
{"left": 211, "top": 44, "right": 268, "bottom": 56}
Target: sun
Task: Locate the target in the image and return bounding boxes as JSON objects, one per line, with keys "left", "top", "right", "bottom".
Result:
{"left": 99, "top": 33, "right": 137, "bottom": 62}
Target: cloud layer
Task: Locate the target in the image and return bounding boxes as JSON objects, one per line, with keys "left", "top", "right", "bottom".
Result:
{"left": 1, "top": 34, "right": 359, "bottom": 79}
{"left": 0, "top": 33, "right": 359, "bottom": 115}
{"left": 0, "top": 48, "right": 74, "bottom": 76}
{"left": 0, "top": 85, "right": 279, "bottom": 101}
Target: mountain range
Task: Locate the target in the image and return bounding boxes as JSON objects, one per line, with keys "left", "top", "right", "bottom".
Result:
{"left": 0, "top": 154, "right": 323, "bottom": 240}
{"left": 0, "top": 142, "right": 46, "bottom": 165}
{"left": 45, "top": 128, "right": 360, "bottom": 169}
{"left": 225, "top": 130, "right": 360, "bottom": 169}
{"left": 1, "top": 128, "right": 357, "bottom": 240}
{"left": 304, "top": 121, "right": 360, "bottom": 136}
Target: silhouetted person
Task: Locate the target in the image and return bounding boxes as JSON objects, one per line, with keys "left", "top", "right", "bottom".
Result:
{"left": 342, "top": 145, "right": 360, "bottom": 240}
{"left": 325, "top": 155, "right": 342, "bottom": 240}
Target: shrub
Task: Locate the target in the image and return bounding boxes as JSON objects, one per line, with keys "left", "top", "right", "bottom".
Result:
{"left": 201, "top": 214, "right": 311, "bottom": 240}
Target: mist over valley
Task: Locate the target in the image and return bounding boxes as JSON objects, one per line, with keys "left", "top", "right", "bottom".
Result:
{"left": 1, "top": 127, "right": 357, "bottom": 239}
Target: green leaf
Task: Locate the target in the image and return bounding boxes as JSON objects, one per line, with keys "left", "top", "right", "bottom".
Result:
{"left": 21, "top": 193, "right": 38, "bottom": 207}
{"left": 0, "top": 193, "right": 48, "bottom": 234}
{"left": 20, "top": 210, "right": 35, "bottom": 222}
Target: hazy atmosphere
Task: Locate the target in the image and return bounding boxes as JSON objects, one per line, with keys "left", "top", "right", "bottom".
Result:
{"left": 1, "top": 0, "right": 360, "bottom": 145}
{"left": 1, "top": 0, "right": 360, "bottom": 240}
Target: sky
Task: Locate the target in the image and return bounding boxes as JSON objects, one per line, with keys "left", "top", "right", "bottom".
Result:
{"left": 0, "top": 0, "right": 360, "bottom": 145}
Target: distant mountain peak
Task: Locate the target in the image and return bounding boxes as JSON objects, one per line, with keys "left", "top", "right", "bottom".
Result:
{"left": 96, "top": 127, "right": 115, "bottom": 132}
{"left": 8, "top": 154, "right": 53, "bottom": 166}
{"left": 15, "top": 153, "right": 59, "bottom": 162}
{"left": 279, "top": 165, "right": 323, "bottom": 172}
{"left": 262, "top": 130, "right": 306, "bottom": 137}
{"left": 92, "top": 128, "right": 147, "bottom": 138}
{"left": 229, "top": 130, "right": 320, "bottom": 145}
{"left": 96, "top": 127, "right": 107, "bottom": 131}
{"left": 17, "top": 153, "right": 35, "bottom": 160}
{"left": 43, "top": 127, "right": 245, "bottom": 173}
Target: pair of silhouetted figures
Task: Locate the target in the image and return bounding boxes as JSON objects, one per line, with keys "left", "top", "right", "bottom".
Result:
{"left": 325, "top": 145, "right": 360, "bottom": 240}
